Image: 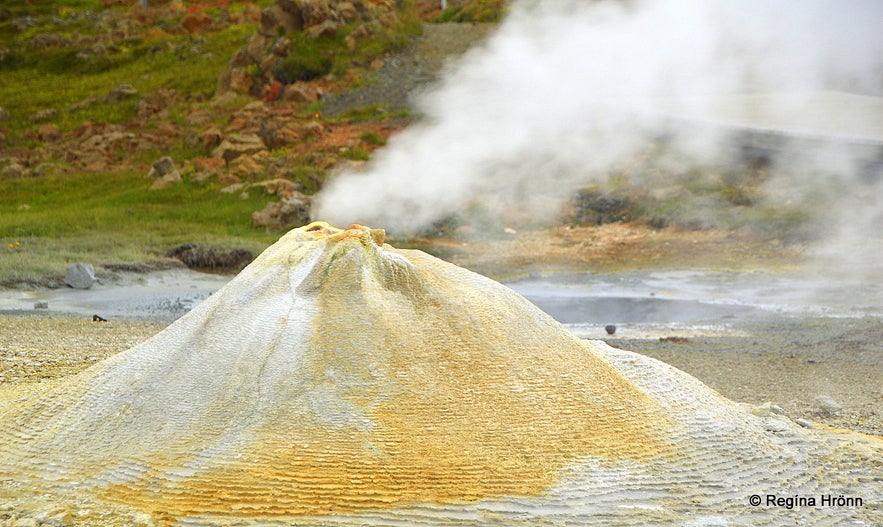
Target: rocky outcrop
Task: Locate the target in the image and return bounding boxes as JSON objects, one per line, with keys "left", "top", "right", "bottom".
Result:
{"left": 217, "top": 0, "right": 405, "bottom": 97}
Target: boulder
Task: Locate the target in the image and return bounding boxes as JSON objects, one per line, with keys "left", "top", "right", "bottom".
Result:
{"left": 64, "top": 262, "right": 96, "bottom": 289}
{"left": 251, "top": 191, "right": 311, "bottom": 229}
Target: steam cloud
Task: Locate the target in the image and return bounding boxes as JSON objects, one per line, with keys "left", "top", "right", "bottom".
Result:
{"left": 316, "top": 0, "right": 883, "bottom": 278}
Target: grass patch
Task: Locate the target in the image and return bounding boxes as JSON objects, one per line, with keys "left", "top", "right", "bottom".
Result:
{"left": 359, "top": 131, "right": 387, "bottom": 146}
{"left": 0, "top": 171, "right": 278, "bottom": 284}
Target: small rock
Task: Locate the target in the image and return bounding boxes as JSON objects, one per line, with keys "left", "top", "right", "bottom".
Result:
{"left": 212, "top": 134, "right": 267, "bottom": 163}
{"left": 763, "top": 418, "right": 789, "bottom": 432}
{"left": 148, "top": 157, "right": 182, "bottom": 190}
{"left": 2, "top": 162, "right": 27, "bottom": 179}
{"left": 37, "top": 124, "right": 61, "bottom": 142}
{"left": 750, "top": 402, "right": 787, "bottom": 417}
{"left": 282, "top": 82, "right": 321, "bottom": 103}
{"left": 769, "top": 404, "right": 786, "bottom": 415}
{"left": 34, "top": 301, "right": 49, "bottom": 310}
{"left": 108, "top": 84, "right": 138, "bottom": 101}
{"left": 794, "top": 418, "right": 814, "bottom": 429}
{"left": 250, "top": 178, "right": 298, "bottom": 197}
{"left": 12, "top": 517, "right": 38, "bottom": 527}
{"left": 65, "top": 262, "right": 96, "bottom": 289}
{"left": 605, "top": 324, "right": 617, "bottom": 335}
{"left": 814, "top": 395, "right": 843, "bottom": 416}
{"left": 220, "top": 183, "right": 246, "bottom": 194}
{"left": 148, "top": 156, "right": 179, "bottom": 178}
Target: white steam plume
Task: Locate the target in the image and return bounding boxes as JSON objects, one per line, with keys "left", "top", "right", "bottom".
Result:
{"left": 316, "top": 0, "right": 883, "bottom": 243}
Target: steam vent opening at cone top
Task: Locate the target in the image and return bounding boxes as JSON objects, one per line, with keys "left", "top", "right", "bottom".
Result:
{"left": 0, "top": 222, "right": 880, "bottom": 526}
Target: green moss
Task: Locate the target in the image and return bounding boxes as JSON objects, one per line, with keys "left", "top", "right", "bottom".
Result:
{"left": 359, "top": 131, "right": 387, "bottom": 146}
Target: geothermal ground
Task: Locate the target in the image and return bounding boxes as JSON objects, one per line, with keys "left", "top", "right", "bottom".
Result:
{"left": 1, "top": 235, "right": 880, "bottom": 438}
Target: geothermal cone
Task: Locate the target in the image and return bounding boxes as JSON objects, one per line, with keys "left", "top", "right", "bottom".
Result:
{"left": 0, "top": 222, "right": 880, "bottom": 526}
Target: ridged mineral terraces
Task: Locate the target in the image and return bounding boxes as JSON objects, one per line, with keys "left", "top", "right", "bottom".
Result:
{"left": 0, "top": 222, "right": 880, "bottom": 526}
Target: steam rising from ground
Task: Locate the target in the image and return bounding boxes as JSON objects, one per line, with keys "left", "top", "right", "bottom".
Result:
{"left": 317, "top": 0, "right": 882, "bottom": 284}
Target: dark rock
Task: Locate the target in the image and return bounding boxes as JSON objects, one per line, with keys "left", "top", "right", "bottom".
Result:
{"left": 605, "top": 324, "right": 617, "bottom": 335}
{"left": 148, "top": 156, "right": 178, "bottom": 178}
{"left": 166, "top": 244, "right": 254, "bottom": 271}
{"left": 34, "top": 301, "right": 49, "bottom": 310}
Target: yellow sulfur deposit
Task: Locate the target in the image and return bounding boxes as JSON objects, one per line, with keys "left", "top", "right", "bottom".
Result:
{"left": 0, "top": 222, "right": 880, "bottom": 526}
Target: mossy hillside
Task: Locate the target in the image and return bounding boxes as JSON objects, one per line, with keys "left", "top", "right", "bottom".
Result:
{"left": 0, "top": 17, "right": 259, "bottom": 142}
{"left": 270, "top": 3, "right": 423, "bottom": 84}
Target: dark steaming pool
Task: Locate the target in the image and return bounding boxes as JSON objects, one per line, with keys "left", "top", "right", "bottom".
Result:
{"left": 506, "top": 269, "right": 882, "bottom": 337}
